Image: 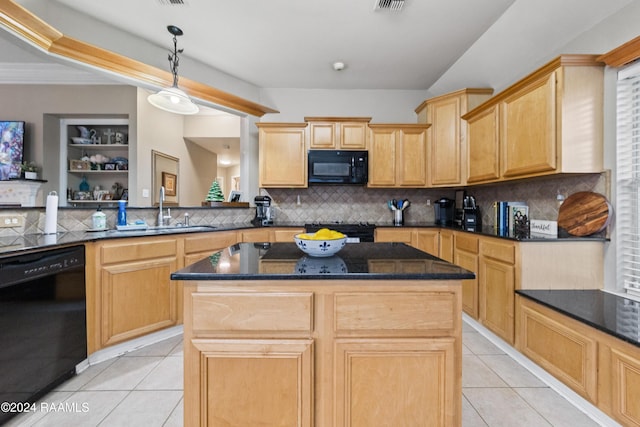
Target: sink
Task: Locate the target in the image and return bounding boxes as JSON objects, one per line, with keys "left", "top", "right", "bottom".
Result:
{"left": 108, "top": 225, "right": 217, "bottom": 235}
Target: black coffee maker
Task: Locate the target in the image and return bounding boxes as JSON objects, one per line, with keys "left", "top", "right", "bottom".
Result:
{"left": 252, "top": 195, "right": 273, "bottom": 226}
{"left": 463, "top": 195, "right": 481, "bottom": 232}
{"left": 434, "top": 197, "right": 454, "bottom": 225}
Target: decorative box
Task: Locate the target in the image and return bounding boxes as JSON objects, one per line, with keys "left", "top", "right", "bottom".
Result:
{"left": 69, "top": 160, "right": 91, "bottom": 171}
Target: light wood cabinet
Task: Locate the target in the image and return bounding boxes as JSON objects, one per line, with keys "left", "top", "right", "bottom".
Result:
{"left": 454, "top": 232, "right": 480, "bottom": 319}
{"left": 85, "top": 236, "right": 179, "bottom": 352}
{"left": 466, "top": 105, "right": 500, "bottom": 184}
{"left": 305, "top": 117, "right": 371, "bottom": 150}
{"left": 479, "top": 238, "right": 516, "bottom": 342}
{"left": 463, "top": 55, "right": 604, "bottom": 184}
{"left": 439, "top": 229, "right": 454, "bottom": 262}
{"left": 416, "top": 88, "right": 493, "bottom": 187}
{"left": 238, "top": 227, "right": 304, "bottom": 243}
{"left": 374, "top": 227, "right": 439, "bottom": 257}
{"left": 517, "top": 295, "right": 640, "bottom": 427}
{"left": 256, "top": 122, "right": 308, "bottom": 188}
{"left": 516, "top": 296, "right": 598, "bottom": 401}
{"left": 368, "top": 124, "right": 430, "bottom": 187}
{"left": 183, "top": 280, "right": 463, "bottom": 426}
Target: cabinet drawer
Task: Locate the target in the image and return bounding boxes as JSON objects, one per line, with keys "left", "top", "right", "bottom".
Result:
{"left": 480, "top": 239, "right": 515, "bottom": 264}
{"left": 101, "top": 238, "right": 177, "bottom": 264}
{"left": 191, "top": 292, "right": 313, "bottom": 333}
{"left": 454, "top": 233, "right": 478, "bottom": 254}
{"left": 334, "top": 292, "right": 455, "bottom": 336}
{"left": 375, "top": 228, "right": 414, "bottom": 243}
{"left": 184, "top": 231, "right": 237, "bottom": 254}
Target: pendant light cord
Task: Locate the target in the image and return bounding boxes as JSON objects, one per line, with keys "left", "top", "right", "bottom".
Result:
{"left": 168, "top": 31, "right": 183, "bottom": 88}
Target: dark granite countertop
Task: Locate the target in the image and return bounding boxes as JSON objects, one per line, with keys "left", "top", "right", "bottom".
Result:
{"left": 0, "top": 220, "right": 605, "bottom": 258}
{"left": 516, "top": 289, "right": 640, "bottom": 348}
{"left": 171, "top": 242, "right": 476, "bottom": 281}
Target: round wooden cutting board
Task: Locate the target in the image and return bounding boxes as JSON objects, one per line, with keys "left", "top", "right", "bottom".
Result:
{"left": 557, "top": 191, "right": 611, "bottom": 236}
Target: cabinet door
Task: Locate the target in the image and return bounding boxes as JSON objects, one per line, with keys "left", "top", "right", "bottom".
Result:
{"left": 258, "top": 125, "right": 307, "bottom": 187}
{"left": 239, "top": 228, "right": 271, "bottom": 242}
{"left": 501, "top": 72, "right": 557, "bottom": 178}
{"left": 186, "top": 339, "right": 313, "bottom": 427}
{"left": 439, "top": 230, "right": 454, "bottom": 263}
{"left": 455, "top": 249, "right": 478, "bottom": 319}
{"left": 414, "top": 229, "right": 439, "bottom": 256}
{"left": 479, "top": 256, "right": 515, "bottom": 343}
{"left": 375, "top": 227, "right": 414, "bottom": 243}
{"left": 429, "top": 96, "right": 462, "bottom": 186}
{"left": 100, "top": 257, "right": 178, "bottom": 347}
{"left": 308, "top": 121, "right": 336, "bottom": 149}
{"left": 398, "top": 127, "right": 428, "bottom": 187}
{"left": 467, "top": 105, "right": 500, "bottom": 184}
{"left": 340, "top": 122, "right": 368, "bottom": 149}
{"left": 368, "top": 127, "right": 397, "bottom": 186}
{"left": 272, "top": 227, "right": 305, "bottom": 242}
{"left": 334, "top": 338, "right": 457, "bottom": 427}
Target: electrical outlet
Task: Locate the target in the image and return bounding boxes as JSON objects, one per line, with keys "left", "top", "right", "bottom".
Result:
{"left": 0, "top": 215, "right": 25, "bottom": 228}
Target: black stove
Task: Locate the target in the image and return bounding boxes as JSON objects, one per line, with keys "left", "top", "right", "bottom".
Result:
{"left": 304, "top": 222, "right": 376, "bottom": 242}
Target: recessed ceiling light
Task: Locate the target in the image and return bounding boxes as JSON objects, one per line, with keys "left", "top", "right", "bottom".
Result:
{"left": 220, "top": 160, "right": 231, "bottom": 165}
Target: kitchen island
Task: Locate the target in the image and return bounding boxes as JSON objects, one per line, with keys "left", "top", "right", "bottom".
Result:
{"left": 171, "top": 242, "right": 474, "bottom": 427}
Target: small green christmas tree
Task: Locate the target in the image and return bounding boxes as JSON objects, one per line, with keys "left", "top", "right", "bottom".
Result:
{"left": 205, "top": 180, "right": 225, "bottom": 202}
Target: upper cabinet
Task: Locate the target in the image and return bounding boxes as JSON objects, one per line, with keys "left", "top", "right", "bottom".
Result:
{"left": 415, "top": 88, "right": 493, "bottom": 187}
{"left": 305, "top": 117, "right": 371, "bottom": 150}
{"left": 368, "top": 124, "right": 430, "bottom": 187}
{"left": 463, "top": 55, "right": 604, "bottom": 184}
{"left": 256, "top": 123, "right": 308, "bottom": 188}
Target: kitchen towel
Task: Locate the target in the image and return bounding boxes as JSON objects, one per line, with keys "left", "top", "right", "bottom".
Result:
{"left": 44, "top": 191, "right": 58, "bottom": 234}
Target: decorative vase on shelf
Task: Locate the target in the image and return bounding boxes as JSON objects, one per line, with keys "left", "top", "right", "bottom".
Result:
{"left": 79, "top": 176, "right": 90, "bottom": 191}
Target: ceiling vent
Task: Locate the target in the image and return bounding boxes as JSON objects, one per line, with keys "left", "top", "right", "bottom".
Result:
{"left": 374, "top": 0, "right": 405, "bottom": 11}
{"left": 157, "top": 0, "right": 188, "bottom": 5}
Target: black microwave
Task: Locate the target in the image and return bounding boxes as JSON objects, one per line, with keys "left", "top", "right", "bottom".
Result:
{"left": 308, "top": 150, "right": 368, "bottom": 185}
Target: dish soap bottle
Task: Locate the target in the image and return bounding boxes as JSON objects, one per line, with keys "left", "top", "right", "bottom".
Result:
{"left": 117, "top": 200, "right": 127, "bottom": 226}
{"left": 92, "top": 205, "right": 106, "bottom": 230}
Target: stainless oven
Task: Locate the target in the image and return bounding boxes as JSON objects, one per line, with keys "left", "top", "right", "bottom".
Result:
{"left": 0, "top": 245, "right": 86, "bottom": 424}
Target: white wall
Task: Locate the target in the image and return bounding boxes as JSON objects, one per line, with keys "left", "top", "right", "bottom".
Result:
{"left": 258, "top": 89, "right": 428, "bottom": 123}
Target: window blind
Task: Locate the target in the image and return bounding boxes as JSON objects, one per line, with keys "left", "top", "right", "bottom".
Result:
{"left": 618, "top": 61, "right": 640, "bottom": 297}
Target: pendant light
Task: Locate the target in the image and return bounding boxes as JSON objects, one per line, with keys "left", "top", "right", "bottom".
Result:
{"left": 147, "top": 25, "right": 199, "bottom": 115}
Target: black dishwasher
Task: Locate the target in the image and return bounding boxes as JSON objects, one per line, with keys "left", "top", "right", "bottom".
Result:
{"left": 0, "top": 245, "right": 86, "bottom": 424}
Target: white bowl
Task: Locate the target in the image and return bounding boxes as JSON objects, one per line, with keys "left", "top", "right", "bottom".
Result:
{"left": 295, "top": 255, "right": 348, "bottom": 274}
{"left": 294, "top": 234, "right": 347, "bottom": 257}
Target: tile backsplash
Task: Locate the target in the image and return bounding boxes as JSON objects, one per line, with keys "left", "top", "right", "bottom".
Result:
{"left": 0, "top": 172, "right": 608, "bottom": 237}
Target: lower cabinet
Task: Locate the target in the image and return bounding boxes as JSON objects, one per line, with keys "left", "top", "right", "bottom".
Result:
{"left": 516, "top": 296, "right": 640, "bottom": 427}
{"left": 454, "top": 232, "right": 479, "bottom": 320}
{"left": 85, "top": 236, "right": 180, "bottom": 353}
{"left": 183, "top": 282, "right": 462, "bottom": 426}
{"left": 374, "top": 227, "right": 440, "bottom": 257}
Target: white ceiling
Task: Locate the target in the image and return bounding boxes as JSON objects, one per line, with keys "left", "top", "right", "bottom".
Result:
{"left": 2, "top": 0, "right": 637, "bottom": 166}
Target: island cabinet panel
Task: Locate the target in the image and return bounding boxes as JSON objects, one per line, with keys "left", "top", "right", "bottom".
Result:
{"left": 191, "top": 338, "right": 314, "bottom": 427}
{"left": 515, "top": 296, "right": 598, "bottom": 402}
{"left": 334, "top": 292, "right": 455, "bottom": 336}
{"left": 183, "top": 279, "right": 462, "bottom": 427}
{"left": 334, "top": 338, "right": 456, "bottom": 427}
{"left": 191, "top": 292, "right": 313, "bottom": 333}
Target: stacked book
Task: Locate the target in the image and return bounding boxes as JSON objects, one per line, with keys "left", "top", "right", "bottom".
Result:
{"left": 494, "top": 201, "right": 529, "bottom": 236}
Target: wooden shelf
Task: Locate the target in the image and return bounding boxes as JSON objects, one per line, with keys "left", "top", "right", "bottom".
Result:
{"left": 201, "top": 201, "right": 250, "bottom": 208}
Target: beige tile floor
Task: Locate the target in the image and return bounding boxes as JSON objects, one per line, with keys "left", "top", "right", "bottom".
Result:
{"left": 7, "top": 321, "right": 614, "bottom": 426}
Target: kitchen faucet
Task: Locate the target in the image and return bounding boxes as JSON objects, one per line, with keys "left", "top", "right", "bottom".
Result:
{"left": 157, "top": 186, "right": 171, "bottom": 226}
